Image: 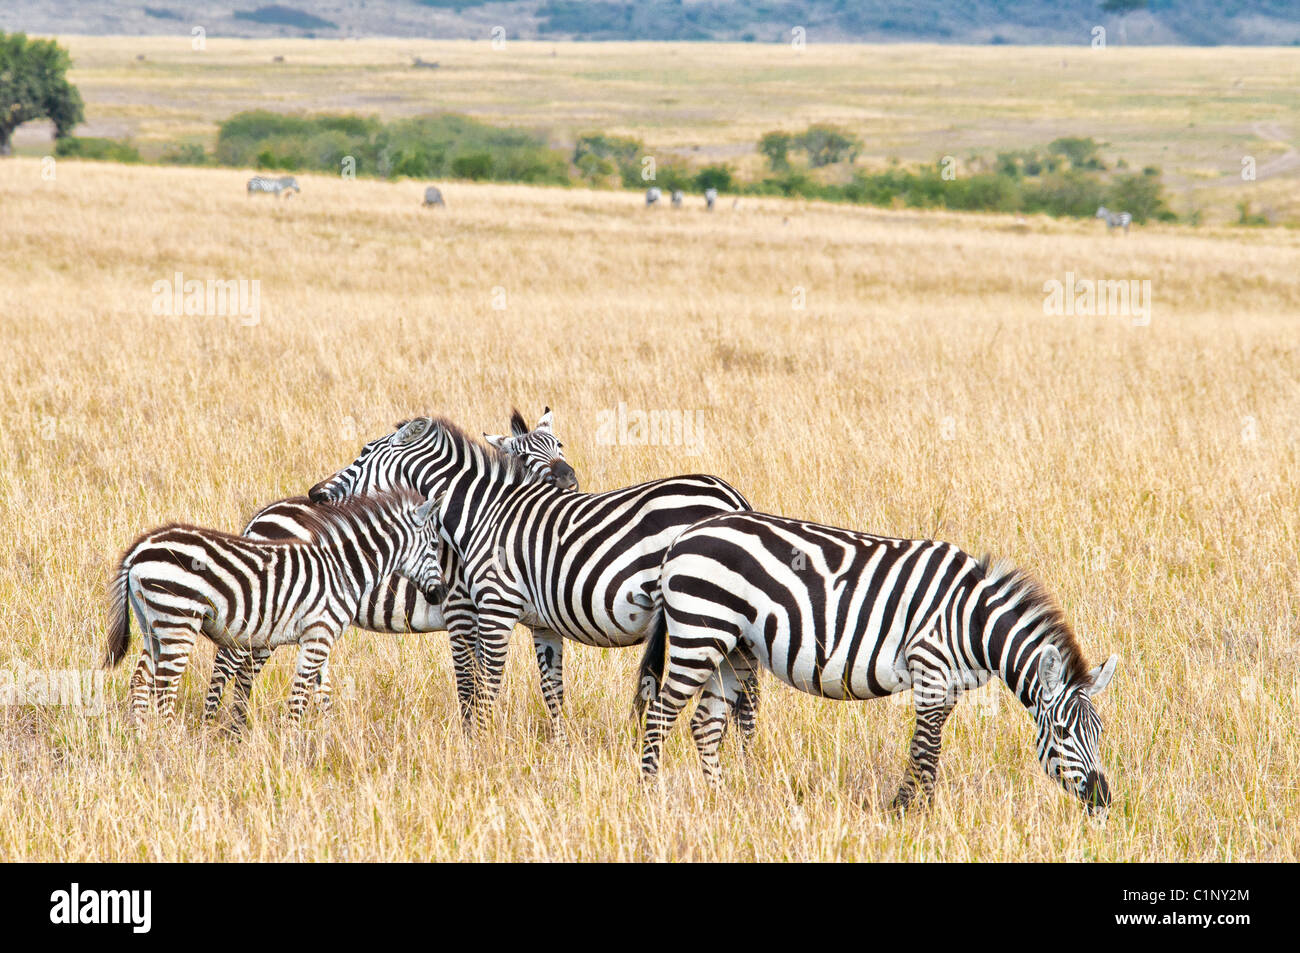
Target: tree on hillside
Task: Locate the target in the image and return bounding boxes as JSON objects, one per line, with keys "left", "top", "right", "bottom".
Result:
{"left": 1101, "top": 0, "right": 1148, "bottom": 45}
{"left": 796, "top": 125, "right": 863, "bottom": 168}
{"left": 758, "top": 131, "right": 793, "bottom": 171}
{"left": 0, "top": 33, "right": 84, "bottom": 156}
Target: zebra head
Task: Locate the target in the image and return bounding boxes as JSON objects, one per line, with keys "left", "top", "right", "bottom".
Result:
{"left": 483, "top": 407, "right": 578, "bottom": 491}
{"left": 310, "top": 417, "right": 438, "bottom": 502}
{"left": 403, "top": 495, "right": 448, "bottom": 605}
{"left": 1032, "top": 645, "right": 1119, "bottom": 815}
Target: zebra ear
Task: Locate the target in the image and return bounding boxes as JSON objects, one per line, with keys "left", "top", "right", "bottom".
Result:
{"left": 413, "top": 495, "right": 441, "bottom": 527}
{"left": 509, "top": 408, "right": 529, "bottom": 438}
{"left": 1086, "top": 654, "right": 1119, "bottom": 698}
{"left": 535, "top": 408, "right": 554, "bottom": 434}
{"left": 483, "top": 433, "right": 511, "bottom": 452}
{"left": 395, "top": 418, "right": 431, "bottom": 445}
{"left": 1038, "top": 644, "right": 1065, "bottom": 700}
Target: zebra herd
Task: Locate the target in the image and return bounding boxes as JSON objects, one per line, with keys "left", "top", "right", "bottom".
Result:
{"left": 646, "top": 186, "right": 718, "bottom": 211}
{"left": 105, "top": 407, "right": 1118, "bottom": 814}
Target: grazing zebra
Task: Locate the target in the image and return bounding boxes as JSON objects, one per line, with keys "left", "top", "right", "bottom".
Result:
{"left": 247, "top": 175, "right": 300, "bottom": 198}
{"left": 199, "top": 408, "right": 576, "bottom": 723}
{"left": 105, "top": 491, "right": 447, "bottom": 728}
{"left": 646, "top": 187, "right": 662, "bottom": 206}
{"left": 309, "top": 420, "right": 754, "bottom": 736}
{"left": 1095, "top": 206, "right": 1131, "bottom": 234}
{"left": 705, "top": 188, "right": 717, "bottom": 211}
{"left": 639, "top": 511, "right": 1119, "bottom": 815}
{"left": 671, "top": 189, "right": 684, "bottom": 208}
{"left": 423, "top": 186, "right": 445, "bottom": 208}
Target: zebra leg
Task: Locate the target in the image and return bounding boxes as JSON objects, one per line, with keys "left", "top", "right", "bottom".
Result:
{"left": 288, "top": 628, "right": 335, "bottom": 725}
{"left": 204, "top": 646, "right": 249, "bottom": 723}
{"left": 128, "top": 650, "right": 156, "bottom": 721}
{"left": 641, "top": 625, "right": 734, "bottom": 780}
{"left": 688, "top": 668, "right": 731, "bottom": 786}
{"left": 314, "top": 658, "right": 333, "bottom": 712}
{"left": 443, "top": 597, "right": 480, "bottom": 730}
{"left": 724, "top": 645, "right": 761, "bottom": 749}
{"left": 472, "top": 614, "right": 516, "bottom": 732}
{"left": 151, "top": 624, "right": 200, "bottom": 725}
{"left": 228, "top": 647, "right": 273, "bottom": 732}
{"left": 531, "top": 628, "right": 567, "bottom": 742}
{"left": 890, "top": 675, "right": 956, "bottom": 813}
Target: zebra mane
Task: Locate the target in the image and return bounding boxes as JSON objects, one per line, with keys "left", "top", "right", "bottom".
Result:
{"left": 977, "top": 555, "right": 1090, "bottom": 685}
{"left": 295, "top": 488, "right": 424, "bottom": 543}
{"left": 394, "top": 415, "right": 540, "bottom": 487}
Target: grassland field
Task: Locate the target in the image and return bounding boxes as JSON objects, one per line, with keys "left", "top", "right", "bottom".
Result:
{"left": 10, "top": 38, "right": 1300, "bottom": 224}
{"left": 0, "top": 40, "right": 1298, "bottom": 861}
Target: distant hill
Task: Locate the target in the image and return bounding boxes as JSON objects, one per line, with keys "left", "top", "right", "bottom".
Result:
{"left": 6, "top": 0, "right": 1299, "bottom": 45}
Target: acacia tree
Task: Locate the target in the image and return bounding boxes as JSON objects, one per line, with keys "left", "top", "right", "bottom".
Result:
{"left": 0, "top": 33, "right": 84, "bottom": 156}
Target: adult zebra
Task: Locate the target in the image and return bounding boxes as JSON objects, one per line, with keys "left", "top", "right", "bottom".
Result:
{"left": 645, "top": 187, "right": 662, "bottom": 206}
{"left": 1095, "top": 206, "right": 1131, "bottom": 234}
{"left": 105, "top": 491, "right": 446, "bottom": 727}
{"left": 199, "top": 408, "right": 576, "bottom": 726}
{"left": 638, "top": 511, "right": 1119, "bottom": 815}
{"left": 247, "top": 175, "right": 300, "bottom": 198}
{"left": 423, "top": 186, "right": 446, "bottom": 208}
{"left": 308, "top": 421, "right": 754, "bottom": 735}
{"left": 705, "top": 188, "right": 717, "bottom": 211}
{"left": 671, "top": 189, "right": 684, "bottom": 208}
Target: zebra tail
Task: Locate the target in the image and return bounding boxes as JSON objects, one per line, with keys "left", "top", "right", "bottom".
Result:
{"left": 630, "top": 600, "right": 667, "bottom": 725}
{"left": 103, "top": 563, "right": 133, "bottom": 668}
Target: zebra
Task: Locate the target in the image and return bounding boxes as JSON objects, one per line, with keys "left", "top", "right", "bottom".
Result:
{"left": 308, "top": 420, "right": 754, "bottom": 737}
{"left": 198, "top": 408, "right": 576, "bottom": 724}
{"left": 1095, "top": 206, "right": 1131, "bottom": 234}
{"left": 104, "top": 490, "right": 447, "bottom": 728}
{"left": 705, "top": 188, "right": 717, "bottom": 211}
{"left": 645, "top": 187, "right": 662, "bottom": 206}
{"left": 638, "top": 511, "right": 1120, "bottom": 816}
{"left": 423, "top": 186, "right": 445, "bottom": 208}
{"left": 247, "top": 175, "right": 300, "bottom": 198}
{"left": 671, "top": 189, "right": 684, "bottom": 208}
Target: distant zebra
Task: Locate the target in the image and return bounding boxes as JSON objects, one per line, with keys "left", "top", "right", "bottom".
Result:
{"left": 639, "top": 511, "right": 1119, "bottom": 815}
{"left": 199, "top": 408, "right": 577, "bottom": 724}
{"left": 309, "top": 419, "right": 754, "bottom": 736}
{"left": 247, "top": 175, "right": 300, "bottom": 198}
{"left": 645, "top": 187, "right": 662, "bottom": 206}
{"left": 705, "top": 188, "right": 717, "bottom": 211}
{"left": 105, "top": 491, "right": 446, "bottom": 727}
{"left": 1095, "top": 206, "right": 1131, "bottom": 234}
{"left": 423, "top": 186, "right": 445, "bottom": 208}
{"left": 671, "top": 189, "right": 684, "bottom": 208}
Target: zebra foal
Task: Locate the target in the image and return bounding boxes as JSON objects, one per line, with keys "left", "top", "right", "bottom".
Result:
{"left": 105, "top": 490, "right": 446, "bottom": 728}
{"left": 639, "top": 511, "right": 1119, "bottom": 815}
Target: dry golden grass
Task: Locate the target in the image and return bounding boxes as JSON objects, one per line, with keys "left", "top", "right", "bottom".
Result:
{"left": 1, "top": 157, "right": 1297, "bottom": 860}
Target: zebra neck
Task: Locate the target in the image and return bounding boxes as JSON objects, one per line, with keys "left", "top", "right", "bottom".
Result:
{"left": 978, "top": 592, "right": 1050, "bottom": 715}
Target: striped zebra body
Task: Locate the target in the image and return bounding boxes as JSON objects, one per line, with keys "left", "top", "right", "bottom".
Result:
{"left": 646, "top": 187, "right": 662, "bottom": 206}
{"left": 671, "top": 189, "right": 684, "bottom": 208}
{"left": 705, "top": 188, "right": 717, "bottom": 210}
{"left": 247, "top": 175, "right": 300, "bottom": 197}
{"left": 423, "top": 186, "right": 445, "bottom": 207}
{"left": 106, "top": 490, "right": 446, "bottom": 728}
{"left": 640, "top": 511, "right": 1119, "bottom": 814}
{"left": 199, "top": 408, "right": 575, "bottom": 723}
{"left": 1095, "top": 205, "right": 1131, "bottom": 233}
{"left": 312, "top": 425, "right": 753, "bottom": 735}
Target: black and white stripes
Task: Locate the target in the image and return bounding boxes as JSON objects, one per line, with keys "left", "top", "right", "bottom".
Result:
{"left": 105, "top": 490, "right": 446, "bottom": 728}
{"left": 1096, "top": 205, "right": 1132, "bottom": 233}
{"left": 638, "top": 511, "right": 1118, "bottom": 814}
{"left": 247, "top": 175, "right": 300, "bottom": 197}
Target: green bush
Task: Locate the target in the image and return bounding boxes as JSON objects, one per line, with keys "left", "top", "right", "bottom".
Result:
{"left": 53, "top": 136, "right": 141, "bottom": 163}
{"left": 451, "top": 152, "right": 493, "bottom": 180}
